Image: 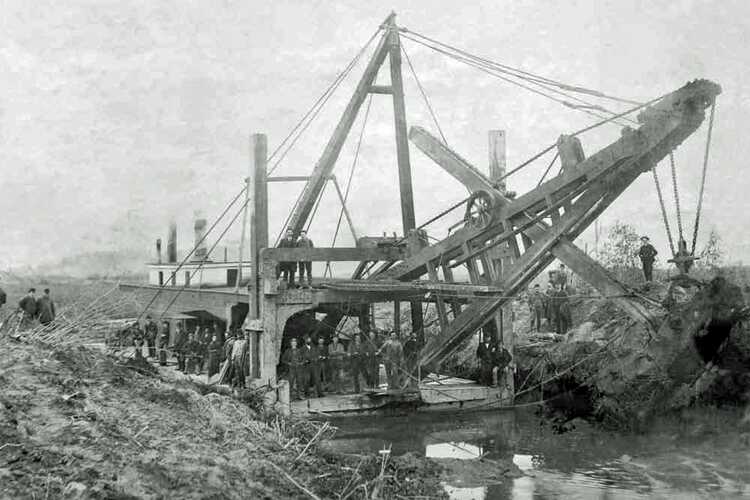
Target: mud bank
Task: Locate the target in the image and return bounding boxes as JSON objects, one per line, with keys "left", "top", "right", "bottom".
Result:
{"left": 0, "top": 338, "right": 446, "bottom": 499}
{"left": 515, "top": 276, "right": 750, "bottom": 429}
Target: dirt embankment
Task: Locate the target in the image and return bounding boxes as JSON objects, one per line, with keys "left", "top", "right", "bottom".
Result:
{"left": 516, "top": 276, "right": 750, "bottom": 430}
{"left": 0, "top": 339, "right": 446, "bottom": 499}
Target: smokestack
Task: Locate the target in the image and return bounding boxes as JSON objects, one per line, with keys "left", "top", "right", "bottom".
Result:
{"left": 167, "top": 221, "right": 177, "bottom": 263}
{"left": 156, "top": 238, "right": 162, "bottom": 264}
{"left": 193, "top": 213, "right": 208, "bottom": 261}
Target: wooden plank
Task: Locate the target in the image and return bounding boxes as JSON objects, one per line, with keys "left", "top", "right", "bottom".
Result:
{"left": 288, "top": 16, "right": 393, "bottom": 235}
{"left": 488, "top": 129, "right": 507, "bottom": 192}
{"left": 249, "top": 133, "right": 268, "bottom": 319}
{"left": 262, "top": 247, "right": 406, "bottom": 262}
{"left": 410, "top": 126, "right": 498, "bottom": 194}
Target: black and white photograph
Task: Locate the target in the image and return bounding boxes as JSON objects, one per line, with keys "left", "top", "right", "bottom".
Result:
{"left": 1, "top": 1, "right": 749, "bottom": 498}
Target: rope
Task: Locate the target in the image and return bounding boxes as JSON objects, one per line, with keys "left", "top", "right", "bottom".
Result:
{"left": 401, "top": 28, "right": 642, "bottom": 107}
{"left": 266, "top": 28, "right": 381, "bottom": 171}
{"left": 401, "top": 44, "right": 448, "bottom": 145}
{"left": 324, "top": 95, "right": 373, "bottom": 277}
{"left": 136, "top": 186, "right": 247, "bottom": 323}
{"left": 536, "top": 151, "right": 560, "bottom": 187}
{"left": 651, "top": 166, "right": 677, "bottom": 256}
{"left": 400, "top": 33, "right": 636, "bottom": 127}
{"left": 668, "top": 153, "right": 684, "bottom": 241}
{"left": 691, "top": 101, "right": 716, "bottom": 254}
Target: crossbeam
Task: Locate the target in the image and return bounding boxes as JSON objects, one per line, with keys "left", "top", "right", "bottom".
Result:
{"left": 262, "top": 247, "right": 407, "bottom": 263}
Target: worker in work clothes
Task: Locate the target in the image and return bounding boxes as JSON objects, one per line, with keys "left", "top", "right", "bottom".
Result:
{"left": 364, "top": 330, "right": 382, "bottom": 388}
{"left": 304, "top": 336, "right": 324, "bottom": 397}
{"left": 296, "top": 230, "right": 315, "bottom": 288}
{"left": 158, "top": 321, "right": 170, "bottom": 366}
{"left": 18, "top": 288, "right": 38, "bottom": 330}
{"left": 131, "top": 322, "right": 145, "bottom": 360}
{"left": 173, "top": 325, "right": 188, "bottom": 372}
{"left": 144, "top": 316, "right": 158, "bottom": 358}
{"left": 36, "top": 288, "right": 56, "bottom": 326}
{"left": 281, "top": 337, "right": 305, "bottom": 399}
{"left": 403, "top": 333, "right": 419, "bottom": 387}
{"left": 278, "top": 228, "right": 297, "bottom": 287}
{"left": 551, "top": 284, "right": 571, "bottom": 334}
{"left": 529, "top": 284, "right": 546, "bottom": 332}
{"left": 230, "top": 330, "right": 249, "bottom": 388}
{"left": 492, "top": 342, "right": 513, "bottom": 386}
{"left": 348, "top": 334, "right": 367, "bottom": 393}
{"left": 378, "top": 331, "right": 404, "bottom": 390}
{"left": 206, "top": 334, "right": 223, "bottom": 378}
{"left": 327, "top": 336, "right": 346, "bottom": 394}
{"left": 476, "top": 336, "right": 495, "bottom": 386}
{"left": 637, "top": 236, "right": 658, "bottom": 282}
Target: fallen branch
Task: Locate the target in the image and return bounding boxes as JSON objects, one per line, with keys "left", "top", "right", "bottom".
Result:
{"left": 295, "top": 421, "right": 330, "bottom": 461}
{"left": 262, "top": 460, "right": 321, "bottom": 500}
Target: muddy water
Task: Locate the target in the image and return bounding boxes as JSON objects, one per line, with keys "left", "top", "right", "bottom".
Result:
{"left": 324, "top": 408, "right": 750, "bottom": 499}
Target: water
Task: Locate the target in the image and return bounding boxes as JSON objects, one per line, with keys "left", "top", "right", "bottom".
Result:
{"left": 324, "top": 409, "right": 750, "bottom": 499}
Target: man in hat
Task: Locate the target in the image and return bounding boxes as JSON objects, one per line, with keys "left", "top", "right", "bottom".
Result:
{"left": 348, "top": 334, "right": 366, "bottom": 393}
{"left": 281, "top": 337, "right": 305, "bottom": 399}
{"left": 296, "top": 229, "right": 315, "bottom": 288}
{"left": 144, "top": 315, "right": 158, "bottom": 358}
{"left": 278, "top": 228, "right": 297, "bottom": 287}
{"left": 36, "top": 288, "right": 56, "bottom": 326}
{"left": 158, "top": 321, "right": 170, "bottom": 366}
{"left": 378, "top": 330, "right": 404, "bottom": 390}
{"left": 301, "top": 336, "right": 323, "bottom": 398}
{"left": 18, "top": 288, "right": 38, "bottom": 330}
{"left": 328, "top": 335, "right": 346, "bottom": 394}
{"left": 637, "top": 236, "right": 658, "bottom": 282}
{"left": 529, "top": 284, "right": 546, "bottom": 332}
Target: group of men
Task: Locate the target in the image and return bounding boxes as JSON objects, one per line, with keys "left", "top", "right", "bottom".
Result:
{"left": 527, "top": 264, "right": 572, "bottom": 335}
{"left": 277, "top": 228, "right": 315, "bottom": 287}
{"left": 280, "top": 330, "right": 420, "bottom": 400}
{"left": 17, "top": 288, "right": 56, "bottom": 329}
{"left": 476, "top": 337, "right": 513, "bottom": 386}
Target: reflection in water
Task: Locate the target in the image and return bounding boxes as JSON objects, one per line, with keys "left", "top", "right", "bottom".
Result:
{"left": 325, "top": 408, "right": 750, "bottom": 499}
{"left": 426, "top": 442, "right": 483, "bottom": 460}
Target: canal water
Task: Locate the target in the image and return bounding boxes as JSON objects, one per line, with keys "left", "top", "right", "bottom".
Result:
{"left": 324, "top": 408, "right": 750, "bottom": 499}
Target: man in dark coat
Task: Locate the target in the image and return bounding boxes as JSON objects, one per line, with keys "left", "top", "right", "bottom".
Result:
{"left": 278, "top": 228, "right": 297, "bottom": 286}
{"left": 491, "top": 342, "right": 513, "bottom": 386}
{"left": 403, "top": 333, "right": 419, "bottom": 387}
{"left": 36, "top": 289, "right": 56, "bottom": 326}
{"left": 348, "top": 334, "right": 366, "bottom": 393}
{"left": 18, "top": 288, "right": 38, "bottom": 330}
{"left": 529, "top": 284, "right": 545, "bottom": 332}
{"left": 302, "top": 336, "right": 323, "bottom": 398}
{"left": 281, "top": 337, "right": 304, "bottom": 399}
{"left": 158, "top": 321, "right": 170, "bottom": 366}
{"left": 476, "top": 336, "right": 495, "bottom": 386}
{"left": 378, "top": 331, "right": 404, "bottom": 390}
{"left": 637, "top": 236, "right": 658, "bottom": 282}
{"left": 173, "top": 325, "right": 188, "bottom": 372}
{"left": 144, "top": 316, "right": 158, "bottom": 358}
{"left": 296, "top": 230, "right": 314, "bottom": 287}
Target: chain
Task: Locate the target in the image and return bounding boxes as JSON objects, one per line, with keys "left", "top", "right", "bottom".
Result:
{"left": 691, "top": 101, "right": 716, "bottom": 254}
{"left": 651, "top": 166, "right": 676, "bottom": 256}
{"left": 668, "top": 152, "right": 684, "bottom": 242}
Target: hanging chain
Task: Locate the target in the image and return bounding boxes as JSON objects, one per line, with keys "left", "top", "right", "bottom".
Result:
{"left": 691, "top": 101, "right": 716, "bottom": 254}
{"left": 668, "top": 152, "right": 684, "bottom": 242}
{"left": 651, "top": 166, "right": 677, "bottom": 256}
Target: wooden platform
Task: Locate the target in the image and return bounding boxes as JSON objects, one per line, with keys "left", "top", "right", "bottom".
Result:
{"left": 291, "top": 377, "right": 509, "bottom": 416}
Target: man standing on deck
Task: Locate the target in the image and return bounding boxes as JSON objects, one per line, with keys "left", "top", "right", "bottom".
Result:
{"left": 328, "top": 335, "right": 346, "bottom": 394}
{"left": 378, "top": 331, "right": 404, "bottom": 390}
{"left": 403, "top": 332, "right": 419, "bottom": 387}
{"left": 158, "top": 321, "right": 170, "bottom": 366}
{"left": 303, "top": 336, "right": 324, "bottom": 398}
{"left": 296, "top": 230, "right": 314, "bottom": 288}
{"left": 278, "top": 228, "right": 297, "bottom": 287}
{"left": 36, "top": 289, "right": 56, "bottom": 326}
{"left": 637, "top": 236, "right": 658, "bottom": 282}
{"left": 281, "top": 337, "right": 304, "bottom": 399}
{"left": 18, "top": 288, "right": 38, "bottom": 330}
{"left": 364, "top": 330, "right": 382, "bottom": 388}
{"left": 348, "top": 334, "right": 366, "bottom": 393}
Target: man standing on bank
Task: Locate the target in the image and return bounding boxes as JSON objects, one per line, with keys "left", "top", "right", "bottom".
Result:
{"left": 637, "top": 236, "right": 658, "bottom": 283}
{"left": 18, "top": 288, "right": 38, "bottom": 330}
{"left": 296, "top": 229, "right": 314, "bottom": 288}
{"left": 36, "top": 288, "right": 56, "bottom": 326}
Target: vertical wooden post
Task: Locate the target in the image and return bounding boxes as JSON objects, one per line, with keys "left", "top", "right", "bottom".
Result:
{"left": 394, "top": 301, "right": 401, "bottom": 337}
{"left": 249, "top": 133, "right": 268, "bottom": 320}
{"left": 388, "top": 15, "right": 423, "bottom": 342}
{"left": 236, "top": 176, "right": 251, "bottom": 292}
{"left": 489, "top": 129, "right": 514, "bottom": 402}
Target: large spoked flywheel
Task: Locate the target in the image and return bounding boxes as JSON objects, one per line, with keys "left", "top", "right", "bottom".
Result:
{"left": 464, "top": 190, "right": 497, "bottom": 230}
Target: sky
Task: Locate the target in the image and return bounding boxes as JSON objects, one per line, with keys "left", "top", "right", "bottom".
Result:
{"left": 2, "top": 0, "right": 749, "bottom": 271}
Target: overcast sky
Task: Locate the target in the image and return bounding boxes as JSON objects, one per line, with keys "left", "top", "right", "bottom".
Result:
{"left": 2, "top": 0, "right": 748, "bottom": 270}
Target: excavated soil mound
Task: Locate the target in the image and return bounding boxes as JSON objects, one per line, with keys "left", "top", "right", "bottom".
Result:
{"left": 516, "top": 277, "right": 750, "bottom": 429}
{"left": 0, "top": 339, "right": 446, "bottom": 499}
